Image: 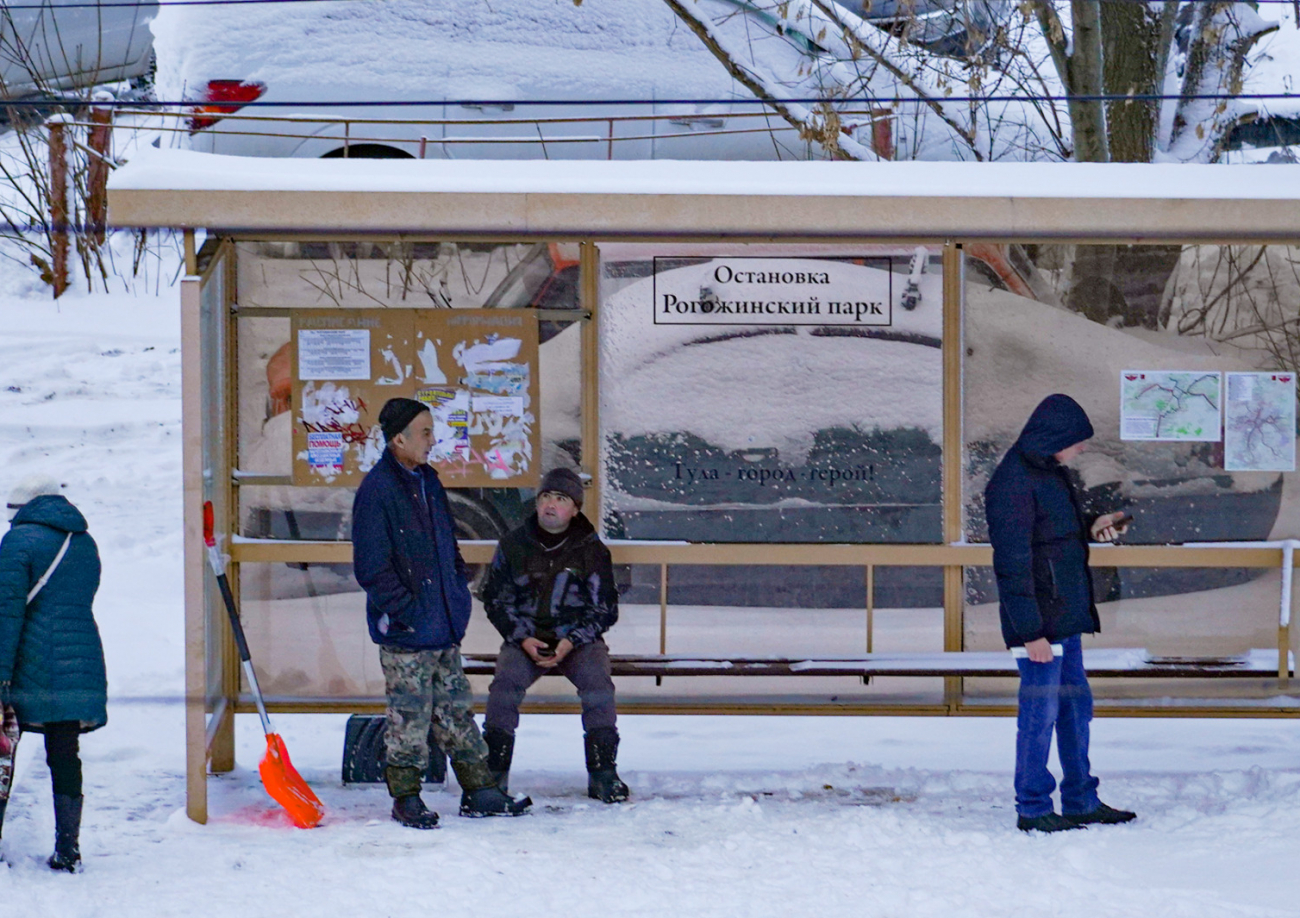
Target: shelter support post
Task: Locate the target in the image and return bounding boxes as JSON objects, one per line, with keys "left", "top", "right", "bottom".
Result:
{"left": 580, "top": 241, "right": 602, "bottom": 527}
{"left": 211, "top": 247, "right": 239, "bottom": 773}
{"left": 863, "top": 565, "right": 874, "bottom": 685}
{"left": 942, "top": 243, "right": 965, "bottom": 710}
{"left": 657, "top": 564, "right": 668, "bottom": 687}
{"left": 181, "top": 276, "right": 208, "bottom": 824}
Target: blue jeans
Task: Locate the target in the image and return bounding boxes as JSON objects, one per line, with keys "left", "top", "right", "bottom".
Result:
{"left": 1014, "top": 634, "right": 1101, "bottom": 818}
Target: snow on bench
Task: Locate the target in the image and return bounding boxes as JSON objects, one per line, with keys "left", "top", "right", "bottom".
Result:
{"left": 459, "top": 649, "right": 1293, "bottom": 679}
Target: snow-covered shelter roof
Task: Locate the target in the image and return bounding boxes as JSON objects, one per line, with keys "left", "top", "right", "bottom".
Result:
{"left": 109, "top": 149, "right": 1300, "bottom": 241}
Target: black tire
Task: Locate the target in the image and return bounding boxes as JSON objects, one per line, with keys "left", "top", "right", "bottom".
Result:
{"left": 445, "top": 492, "right": 506, "bottom": 593}
{"left": 321, "top": 144, "right": 413, "bottom": 160}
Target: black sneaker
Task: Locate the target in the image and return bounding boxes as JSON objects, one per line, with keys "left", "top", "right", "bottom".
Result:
{"left": 391, "top": 794, "right": 440, "bottom": 829}
{"left": 1064, "top": 803, "right": 1136, "bottom": 826}
{"left": 1017, "top": 812, "right": 1086, "bottom": 833}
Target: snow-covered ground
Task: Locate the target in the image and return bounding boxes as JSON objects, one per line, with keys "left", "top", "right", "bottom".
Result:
{"left": 2, "top": 278, "right": 1300, "bottom": 916}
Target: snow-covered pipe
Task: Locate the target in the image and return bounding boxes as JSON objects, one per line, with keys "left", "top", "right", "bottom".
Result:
{"left": 1282, "top": 540, "right": 1296, "bottom": 629}
{"left": 1185, "top": 539, "right": 1299, "bottom": 628}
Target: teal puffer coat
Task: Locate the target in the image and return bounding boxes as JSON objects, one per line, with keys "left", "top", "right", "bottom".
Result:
{"left": 0, "top": 495, "right": 107, "bottom": 733}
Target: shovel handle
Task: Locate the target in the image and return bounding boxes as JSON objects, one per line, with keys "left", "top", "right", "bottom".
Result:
{"left": 203, "top": 501, "right": 273, "bottom": 735}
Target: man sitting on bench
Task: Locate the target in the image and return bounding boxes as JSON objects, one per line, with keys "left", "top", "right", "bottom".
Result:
{"left": 481, "top": 468, "right": 630, "bottom": 803}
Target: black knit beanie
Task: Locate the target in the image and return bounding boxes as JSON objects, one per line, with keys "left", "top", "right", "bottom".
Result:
{"left": 379, "top": 397, "right": 430, "bottom": 442}
{"left": 538, "top": 468, "right": 584, "bottom": 508}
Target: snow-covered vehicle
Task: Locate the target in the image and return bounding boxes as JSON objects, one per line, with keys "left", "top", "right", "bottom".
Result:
{"left": 156, "top": 0, "right": 826, "bottom": 162}
{"left": 0, "top": 0, "right": 156, "bottom": 101}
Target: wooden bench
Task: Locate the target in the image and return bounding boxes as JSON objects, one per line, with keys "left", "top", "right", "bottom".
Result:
{"left": 460, "top": 649, "right": 1293, "bottom": 679}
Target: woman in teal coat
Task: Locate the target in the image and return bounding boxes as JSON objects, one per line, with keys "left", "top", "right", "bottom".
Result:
{"left": 0, "top": 476, "right": 106, "bottom": 872}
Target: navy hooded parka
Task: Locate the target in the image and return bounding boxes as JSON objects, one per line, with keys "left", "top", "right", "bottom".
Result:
{"left": 984, "top": 394, "right": 1101, "bottom": 648}
{"left": 351, "top": 447, "right": 472, "bottom": 650}
{"left": 0, "top": 494, "right": 107, "bottom": 733}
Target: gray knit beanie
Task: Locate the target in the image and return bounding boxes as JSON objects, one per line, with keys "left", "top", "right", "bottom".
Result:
{"left": 538, "top": 468, "right": 584, "bottom": 508}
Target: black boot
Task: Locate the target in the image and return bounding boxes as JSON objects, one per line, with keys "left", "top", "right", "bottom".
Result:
{"left": 484, "top": 727, "right": 515, "bottom": 796}
{"left": 391, "top": 795, "right": 440, "bottom": 829}
{"left": 48, "top": 794, "right": 82, "bottom": 872}
{"left": 1016, "top": 812, "right": 1085, "bottom": 834}
{"left": 584, "top": 727, "right": 630, "bottom": 804}
{"left": 385, "top": 765, "right": 440, "bottom": 829}
{"left": 1063, "top": 802, "right": 1137, "bottom": 826}
{"left": 453, "top": 759, "right": 531, "bottom": 817}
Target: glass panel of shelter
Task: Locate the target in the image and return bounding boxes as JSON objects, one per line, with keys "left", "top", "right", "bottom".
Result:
{"left": 231, "top": 240, "right": 585, "bottom": 700}
{"left": 595, "top": 242, "right": 949, "bottom": 704}
{"left": 963, "top": 242, "right": 1299, "bottom": 704}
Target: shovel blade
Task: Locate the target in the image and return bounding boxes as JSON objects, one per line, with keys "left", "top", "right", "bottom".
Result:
{"left": 259, "top": 733, "right": 325, "bottom": 828}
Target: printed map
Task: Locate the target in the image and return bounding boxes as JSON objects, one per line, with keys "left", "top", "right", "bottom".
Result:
{"left": 1225, "top": 372, "right": 1296, "bottom": 472}
{"left": 1120, "top": 371, "right": 1221, "bottom": 441}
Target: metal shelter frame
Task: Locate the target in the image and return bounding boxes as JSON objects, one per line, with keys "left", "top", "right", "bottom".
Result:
{"left": 107, "top": 151, "right": 1300, "bottom": 823}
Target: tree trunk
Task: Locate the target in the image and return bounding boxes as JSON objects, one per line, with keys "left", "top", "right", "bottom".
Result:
{"left": 1068, "top": 0, "right": 1109, "bottom": 163}
{"left": 1101, "top": 0, "right": 1162, "bottom": 162}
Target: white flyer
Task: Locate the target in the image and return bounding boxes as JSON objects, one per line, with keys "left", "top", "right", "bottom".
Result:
{"left": 1119, "top": 370, "right": 1221, "bottom": 442}
{"left": 1224, "top": 372, "right": 1296, "bottom": 472}
{"left": 472, "top": 395, "right": 524, "bottom": 416}
{"left": 298, "top": 329, "right": 371, "bottom": 380}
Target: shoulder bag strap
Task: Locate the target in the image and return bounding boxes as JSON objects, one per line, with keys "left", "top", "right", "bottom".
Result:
{"left": 27, "top": 533, "right": 73, "bottom": 604}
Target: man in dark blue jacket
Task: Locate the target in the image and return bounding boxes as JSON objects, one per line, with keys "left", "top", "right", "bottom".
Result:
{"left": 352, "top": 398, "right": 529, "bottom": 828}
{"left": 985, "top": 394, "right": 1136, "bottom": 833}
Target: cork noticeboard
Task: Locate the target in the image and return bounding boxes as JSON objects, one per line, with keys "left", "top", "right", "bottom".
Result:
{"left": 291, "top": 308, "right": 540, "bottom": 488}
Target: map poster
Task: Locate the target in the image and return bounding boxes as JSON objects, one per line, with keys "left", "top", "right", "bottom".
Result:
{"left": 1224, "top": 372, "right": 1296, "bottom": 472}
{"left": 1120, "top": 370, "right": 1222, "bottom": 442}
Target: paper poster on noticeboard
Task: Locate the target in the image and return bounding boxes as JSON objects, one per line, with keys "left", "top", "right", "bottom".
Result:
{"left": 291, "top": 309, "right": 539, "bottom": 488}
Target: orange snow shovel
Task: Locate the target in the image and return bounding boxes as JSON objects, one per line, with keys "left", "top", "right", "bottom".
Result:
{"left": 203, "top": 502, "right": 325, "bottom": 828}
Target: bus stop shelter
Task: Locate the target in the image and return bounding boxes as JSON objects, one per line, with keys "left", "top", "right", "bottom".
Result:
{"left": 107, "top": 151, "right": 1300, "bottom": 823}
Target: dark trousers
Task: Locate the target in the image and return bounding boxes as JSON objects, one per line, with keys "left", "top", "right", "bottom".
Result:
{"left": 1014, "top": 634, "right": 1100, "bottom": 818}
{"left": 485, "top": 639, "right": 617, "bottom": 734}
{"left": 21, "top": 721, "right": 82, "bottom": 797}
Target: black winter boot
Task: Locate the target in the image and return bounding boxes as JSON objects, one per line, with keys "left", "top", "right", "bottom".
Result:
{"left": 584, "top": 727, "right": 630, "bottom": 804}
{"left": 484, "top": 727, "right": 515, "bottom": 796}
{"left": 1016, "top": 812, "right": 1085, "bottom": 834}
{"left": 453, "top": 759, "right": 531, "bottom": 817}
{"left": 48, "top": 794, "right": 82, "bottom": 872}
{"left": 391, "top": 795, "right": 440, "bottom": 830}
{"left": 1063, "top": 802, "right": 1136, "bottom": 826}
{"left": 385, "top": 764, "right": 440, "bottom": 829}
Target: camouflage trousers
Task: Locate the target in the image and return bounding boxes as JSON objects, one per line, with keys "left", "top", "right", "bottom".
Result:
{"left": 379, "top": 645, "right": 488, "bottom": 773}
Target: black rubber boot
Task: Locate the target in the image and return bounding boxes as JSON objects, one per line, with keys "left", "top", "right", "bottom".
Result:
{"left": 453, "top": 759, "right": 531, "bottom": 817}
{"left": 48, "top": 794, "right": 82, "bottom": 872}
{"left": 1016, "top": 812, "right": 1085, "bottom": 834}
{"left": 385, "top": 765, "right": 440, "bottom": 829}
{"left": 584, "top": 727, "right": 630, "bottom": 804}
{"left": 390, "top": 795, "right": 440, "bottom": 830}
{"left": 484, "top": 727, "right": 515, "bottom": 796}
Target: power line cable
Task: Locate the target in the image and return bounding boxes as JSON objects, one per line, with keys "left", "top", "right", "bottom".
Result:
{"left": 14, "top": 93, "right": 1300, "bottom": 107}
{"left": 0, "top": 0, "right": 1297, "bottom": 9}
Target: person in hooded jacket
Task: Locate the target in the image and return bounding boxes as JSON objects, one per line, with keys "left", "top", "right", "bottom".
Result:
{"left": 985, "top": 394, "right": 1137, "bottom": 833}
{"left": 0, "top": 475, "right": 106, "bottom": 871}
{"left": 481, "top": 468, "right": 629, "bottom": 803}
{"left": 352, "top": 398, "right": 530, "bottom": 828}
